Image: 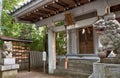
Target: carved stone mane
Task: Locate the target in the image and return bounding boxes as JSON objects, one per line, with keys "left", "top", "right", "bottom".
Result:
{"left": 1, "top": 41, "right": 13, "bottom": 58}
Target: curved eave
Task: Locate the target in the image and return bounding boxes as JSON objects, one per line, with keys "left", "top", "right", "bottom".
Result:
{"left": 10, "top": 0, "right": 95, "bottom": 23}
{"left": 10, "top": 0, "right": 52, "bottom": 17}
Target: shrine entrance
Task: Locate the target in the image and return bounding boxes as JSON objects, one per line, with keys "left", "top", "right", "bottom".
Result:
{"left": 79, "top": 26, "right": 94, "bottom": 54}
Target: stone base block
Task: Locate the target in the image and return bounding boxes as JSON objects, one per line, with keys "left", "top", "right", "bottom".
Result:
{"left": 92, "top": 63, "right": 120, "bottom": 78}
{"left": 0, "top": 64, "right": 19, "bottom": 78}
{"left": 0, "top": 64, "right": 19, "bottom": 71}
{"left": 101, "top": 57, "right": 120, "bottom": 64}
{"left": 0, "top": 58, "right": 15, "bottom": 65}
{"left": 0, "top": 70, "right": 17, "bottom": 78}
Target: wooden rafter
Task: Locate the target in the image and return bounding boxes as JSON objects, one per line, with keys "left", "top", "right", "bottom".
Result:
{"left": 59, "top": 0, "right": 69, "bottom": 6}
{"left": 33, "top": 12, "right": 46, "bottom": 17}
{"left": 72, "top": 0, "right": 79, "bottom": 6}
{"left": 48, "top": 5, "right": 59, "bottom": 10}
{"left": 79, "top": 0, "right": 89, "bottom": 4}
{"left": 55, "top": 0, "right": 68, "bottom": 8}
{"left": 16, "top": 0, "right": 95, "bottom": 23}
{"left": 19, "top": 17, "right": 33, "bottom": 22}
{"left": 44, "top": 5, "right": 58, "bottom": 11}
{"left": 110, "top": 4, "right": 120, "bottom": 12}
{"left": 27, "top": 13, "right": 40, "bottom": 18}
{"left": 38, "top": 9, "right": 51, "bottom": 14}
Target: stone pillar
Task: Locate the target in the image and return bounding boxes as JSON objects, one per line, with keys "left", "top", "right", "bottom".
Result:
{"left": 48, "top": 29, "right": 56, "bottom": 74}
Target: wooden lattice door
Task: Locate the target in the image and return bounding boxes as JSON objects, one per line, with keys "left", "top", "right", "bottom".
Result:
{"left": 79, "top": 26, "right": 94, "bottom": 54}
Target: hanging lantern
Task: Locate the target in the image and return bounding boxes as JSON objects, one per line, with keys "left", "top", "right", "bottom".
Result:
{"left": 64, "top": 12, "right": 75, "bottom": 26}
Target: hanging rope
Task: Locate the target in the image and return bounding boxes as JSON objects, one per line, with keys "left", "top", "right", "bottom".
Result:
{"left": 105, "top": 0, "right": 110, "bottom": 14}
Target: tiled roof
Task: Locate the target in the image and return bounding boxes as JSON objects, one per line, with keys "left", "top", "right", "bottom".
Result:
{"left": 0, "top": 36, "right": 32, "bottom": 43}
{"left": 9, "top": 0, "right": 96, "bottom": 23}
{"left": 9, "top": 0, "right": 37, "bottom": 15}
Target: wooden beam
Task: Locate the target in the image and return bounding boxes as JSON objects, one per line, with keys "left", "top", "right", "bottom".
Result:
{"left": 44, "top": 5, "right": 58, "bottom": 11}
{"left": 58, "top": 0, "right": 69, "bottom": 6}
{"left": 55, "top": 0, "right": 68, "bottom": 8}
{"left": 110, "top": 4, "right": 120, "bottom": 12}
{"left": 33, "top": 12, "right": 43, "bottom": 16}
{"left": 72, "top": 0, "right": 79, "bottom": 6}
{"left": 25, "top": 14, "right": 39, "bottom": 19}
{"left": 19, "top": 17, "right": 33, "bottom": 22}
{"left": 48, "top": 5, "right": 59, "bottom": 10}
{"left": 38, "top": 9, "right": 51, "bottom": 14}
{"left": 79, "top": 0, "right": 89, "bottom": 4}
{"left": 53, "top": 17, "right": 98, "bottom": 32}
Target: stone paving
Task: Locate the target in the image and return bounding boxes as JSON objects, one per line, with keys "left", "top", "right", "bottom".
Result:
{"left": 17, "top": 71, "right": 67, "bottom": 78}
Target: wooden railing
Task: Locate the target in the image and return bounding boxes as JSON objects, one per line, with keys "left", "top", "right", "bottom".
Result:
{"left": 20, "top": 51, "right": 47, "bottom": 70}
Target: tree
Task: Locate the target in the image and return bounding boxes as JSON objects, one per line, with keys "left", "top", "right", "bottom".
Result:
{"left": 1, "top": 0, "right": 67, "bottom": 54}
{"left": 0, "top": 0, "right": 2, "bottom": 34}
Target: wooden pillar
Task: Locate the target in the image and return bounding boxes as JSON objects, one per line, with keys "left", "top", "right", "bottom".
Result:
{"left": 67, "top": 30, "right": 70, "bottom": 54}
{"left": 48, "top": 29, "right": 56, "bottom": 74}
{"left": 93, "top": 28, "right": 99, "bottom": 54}
{"left": 67, "top": 29, "right": 78, "bottom": 54}
{"left": 71, "top": 29, "right": 78, "bottom": 54}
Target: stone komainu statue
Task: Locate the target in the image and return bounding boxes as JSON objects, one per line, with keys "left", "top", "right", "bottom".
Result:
{"left": 1, "top": 41, "right": 13, "bottom": 58}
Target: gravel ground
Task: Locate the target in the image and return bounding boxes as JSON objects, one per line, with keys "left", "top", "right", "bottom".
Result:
{"left": 17, "top": 71, "right": 67, "bottom": 78}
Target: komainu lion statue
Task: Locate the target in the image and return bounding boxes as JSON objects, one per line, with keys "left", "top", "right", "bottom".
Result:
{"left": 1, "top": 41, "right": 13, "bottom": 58}
{"left": 93, "top": 13, "right": 120, "bottom": 59}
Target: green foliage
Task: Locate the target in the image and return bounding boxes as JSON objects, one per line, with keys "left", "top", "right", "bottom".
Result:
{"left": 55, "top": 20, "right": 64, "bottom": 26}
{"left": 55, "top": 20, "right": 67, "bottom": 55}
{"left": 30, "top": 26, "right": 47, "bottom": 51}
{"left": 1, "top": 0, "right": 67, "bottom": 55}
{"left": 2, "top": 0, "right": 25, "bottom": 37}
{"left": 56, "top": 32, "right": 66, "bottom": 55}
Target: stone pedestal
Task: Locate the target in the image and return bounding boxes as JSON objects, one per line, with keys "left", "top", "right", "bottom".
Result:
{"left": 0, "top": 58, "right": 19, "bottom": 78}
{"left": 0, "top": 70, "right": 17, "bottom": 78}
{"left": 92, "top": 63, "right": 120, "bottom": 78}
{"left": 0, "top": 58, "right": 15, "bottom": 65}
{"left": 101, "top": 57, "right": 120, "bottom": 64}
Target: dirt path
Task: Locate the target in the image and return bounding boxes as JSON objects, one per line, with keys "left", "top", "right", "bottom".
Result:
{"left": 17, "top": 71, "right": 67, "bottom": 78}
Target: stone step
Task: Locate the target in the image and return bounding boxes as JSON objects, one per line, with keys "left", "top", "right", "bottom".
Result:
{"left": 55, "top": 58, "right": 98, "bottom": 77}
{"left": 57, "top": 59, "right": 97, "bottom": 66}
{"left": 57, "top": 64, "right": 93, "bottom": 71}
{"left": 57, "top": 60, "right": 94, "bottom": 71}
{"left": 54, "top": 69, "right": 90, "bottom": 78}
{"left": 56, "top": 65, "right": 92, "bottom": 74}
